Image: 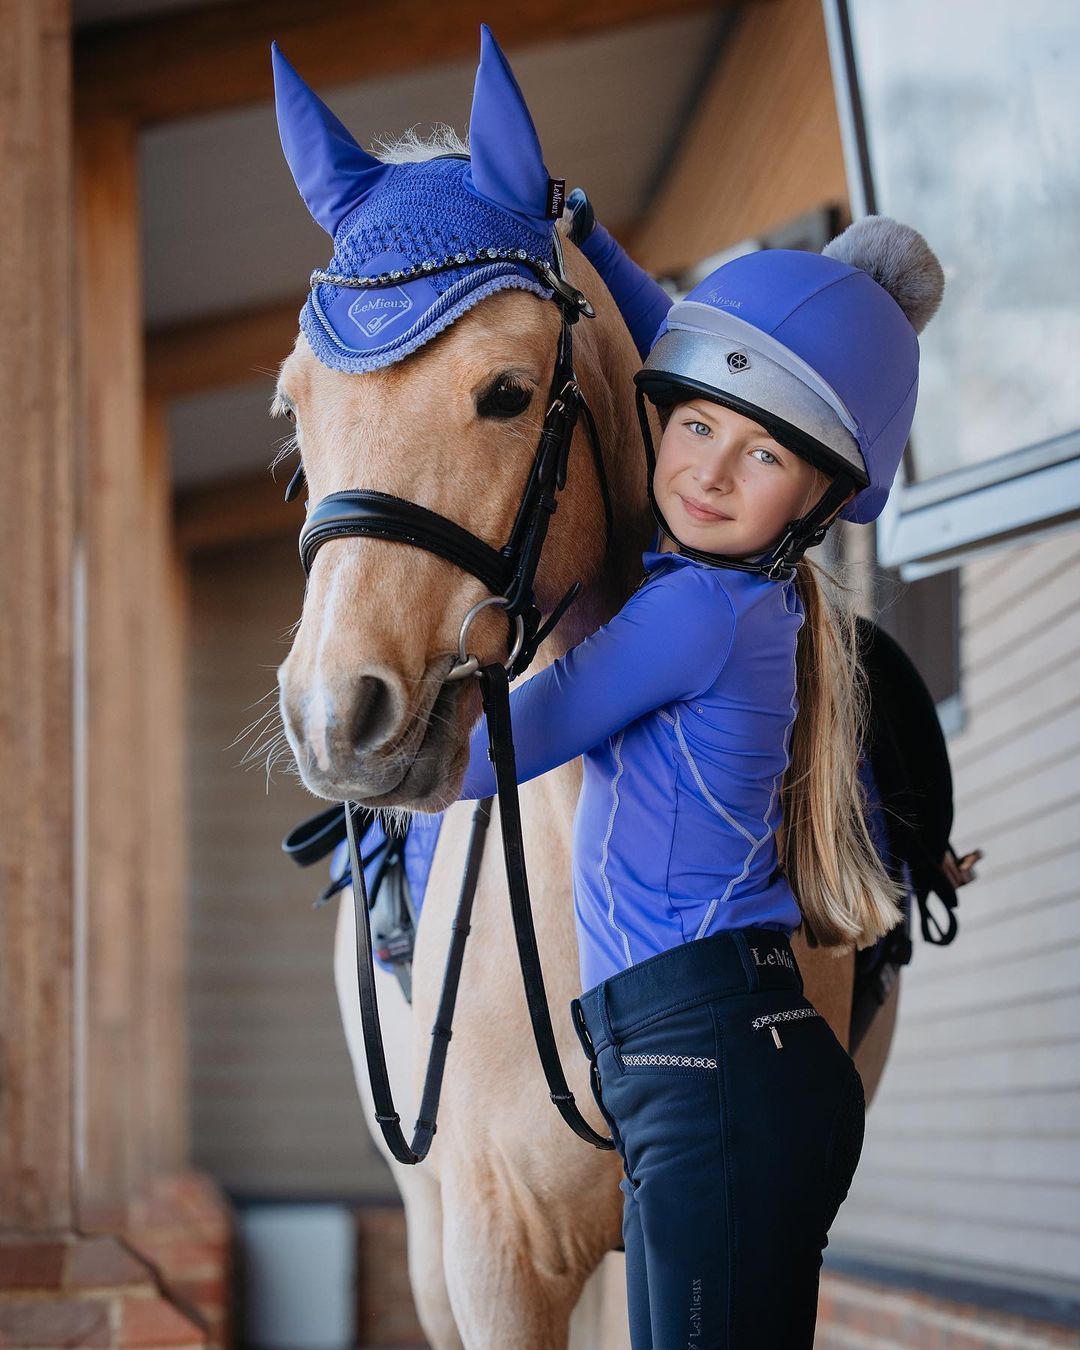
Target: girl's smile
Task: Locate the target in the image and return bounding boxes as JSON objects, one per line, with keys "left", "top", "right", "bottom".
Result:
{"left": 677, "top": 494, "right": 733, "bottom": 523}
{"left": 654, "top": 398, "right": 830, "bottom": 557}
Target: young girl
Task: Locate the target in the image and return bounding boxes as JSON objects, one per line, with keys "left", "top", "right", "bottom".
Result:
{"left": 455, "top": 212, "right": 945, "bottom": 1348}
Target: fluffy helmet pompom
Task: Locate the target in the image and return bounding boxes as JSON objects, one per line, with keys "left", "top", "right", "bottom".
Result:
{"left": 823, "top": 215, "right": 944, "bottom": 335}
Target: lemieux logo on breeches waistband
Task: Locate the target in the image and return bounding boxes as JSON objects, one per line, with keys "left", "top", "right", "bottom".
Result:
{"left": 751, "top": 945, "right": 795, "bottom": 972}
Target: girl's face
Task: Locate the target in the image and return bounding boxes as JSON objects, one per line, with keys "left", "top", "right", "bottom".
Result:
{"left": 653, "top": 399, "right": 831, "bottom": 557}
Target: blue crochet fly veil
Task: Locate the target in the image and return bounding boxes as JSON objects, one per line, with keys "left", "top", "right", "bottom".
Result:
{"left": 272, "top": 27, "right": 567, "bottom": 373}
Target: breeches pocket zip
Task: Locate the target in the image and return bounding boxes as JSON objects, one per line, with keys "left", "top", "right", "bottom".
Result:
{"left": 614, "top": 998, "right": 823, "bottom": 1073}
{"left": 751, "top": 1004, "right": 822, "bottom": 1049}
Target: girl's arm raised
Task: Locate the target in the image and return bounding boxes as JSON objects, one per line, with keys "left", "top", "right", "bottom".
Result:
{"left": 578, "top": 216, "right": 673, "bottom": 361}
{"left": 459, "top": 569, "right": 736, "bottom": 800}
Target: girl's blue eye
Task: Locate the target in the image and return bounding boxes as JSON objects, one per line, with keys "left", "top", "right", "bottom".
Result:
{"left": 687, "top": 420, "right": 712, "bottom": 437}
{"left": 752, "top": 447, "right": 779, "bottom": 466}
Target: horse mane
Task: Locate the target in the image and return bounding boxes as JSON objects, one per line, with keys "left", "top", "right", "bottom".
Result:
{"left": 371, "top": 124, "right": 470, "bottom": 163}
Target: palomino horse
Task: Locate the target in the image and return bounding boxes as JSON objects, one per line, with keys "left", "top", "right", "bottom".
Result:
{"left": 274, "top": 214, "right": 900, "bottom": 1347}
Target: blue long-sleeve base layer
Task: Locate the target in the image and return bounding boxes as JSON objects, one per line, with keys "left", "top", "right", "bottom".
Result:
{"left": 328, "top": 229, "right": 900, "bottom": 988}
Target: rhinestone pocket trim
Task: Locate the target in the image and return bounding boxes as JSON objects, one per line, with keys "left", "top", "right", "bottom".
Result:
{"left": 751, "top": 1007, "right": 821, "bottom": 1030}
{"left": 619, "top": 1052, "right": 718, "bottom": 1069}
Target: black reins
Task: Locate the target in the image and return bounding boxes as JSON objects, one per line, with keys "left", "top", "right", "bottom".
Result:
{"left": 291, "top": 233, "right": 616, "bottom": 1163}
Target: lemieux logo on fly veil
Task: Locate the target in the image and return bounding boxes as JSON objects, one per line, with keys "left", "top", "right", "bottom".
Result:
{"left": 347, "top": 287, "right": 415, "bottom": 338}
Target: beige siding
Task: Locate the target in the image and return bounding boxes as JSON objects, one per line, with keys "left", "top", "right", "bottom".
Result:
{"left": 187, "top": 535, "right": 397, "bottom": 1198}
{"left": 831, "top": 528, "right": 1080, "bottom": 1291}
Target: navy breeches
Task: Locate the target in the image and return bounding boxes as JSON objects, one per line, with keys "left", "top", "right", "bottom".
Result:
{"left": 570, "top": 927, "right": 865, "bottom": 1350}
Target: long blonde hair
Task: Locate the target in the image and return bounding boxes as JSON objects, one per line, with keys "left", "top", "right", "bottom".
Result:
{"left": 778, "top": 554, "right": 907, "bottom": 951}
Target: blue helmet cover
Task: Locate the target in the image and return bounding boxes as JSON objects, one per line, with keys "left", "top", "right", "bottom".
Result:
{"left": 271, "top": 27, "right": 558, "bottom": 373}
{"left": 652, "top": 250, "right": 922, "bottom": 524}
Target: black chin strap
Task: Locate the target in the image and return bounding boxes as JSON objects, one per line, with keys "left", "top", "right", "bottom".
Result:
{"left": 634, "top": 387, "right": 857, "bottom": 581}
{"left": 757, "top": 473, "right": 859, "bottom": 579}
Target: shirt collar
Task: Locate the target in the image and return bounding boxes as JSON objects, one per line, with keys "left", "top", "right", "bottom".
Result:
{"left": 642, "top": 526, "right": 774, "bottom": 576}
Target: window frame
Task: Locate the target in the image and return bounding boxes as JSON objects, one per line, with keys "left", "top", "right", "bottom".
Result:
{"left": 821, "top": 0, "right": 1080, "bottom": 580}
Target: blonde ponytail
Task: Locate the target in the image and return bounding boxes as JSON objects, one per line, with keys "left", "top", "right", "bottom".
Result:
{"left": 778, "top": 556, "right": 906, "bottom": 951}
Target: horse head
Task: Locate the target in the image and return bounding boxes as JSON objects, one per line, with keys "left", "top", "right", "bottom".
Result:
{"left": 272, "top": 28, "right": 647, "bottom": 811}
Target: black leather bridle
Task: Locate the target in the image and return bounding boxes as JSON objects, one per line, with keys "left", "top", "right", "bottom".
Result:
{"left": 288, "top": 231, "right": 616, "bottom": 1163}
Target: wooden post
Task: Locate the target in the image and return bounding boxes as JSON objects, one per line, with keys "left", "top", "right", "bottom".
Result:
{"left": 75, "top": 111, "right": 147, "bottom": 1224}
{"left": 140, "top": 398, "right": 192, "bottom": 1179}
{"left": 0, "top": 0, "right": 76, "bottom": 1237}
{"left": 0, "top": 14, "right": 227, "bottom": 1335}
{"left": 68, "top": 117, "right": 231, "bottom": 1349}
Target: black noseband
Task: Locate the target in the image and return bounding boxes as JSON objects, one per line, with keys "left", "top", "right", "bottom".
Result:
{"left": 300, "top": 490, "right": 513, "bottom": 595}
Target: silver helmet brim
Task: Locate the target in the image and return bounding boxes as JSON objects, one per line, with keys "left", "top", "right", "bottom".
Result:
{"left": 638, "top": 306, "right": 869, "bottom": 486}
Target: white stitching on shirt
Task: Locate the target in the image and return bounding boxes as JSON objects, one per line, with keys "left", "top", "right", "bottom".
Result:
{"left": 693, "top": 897, "right": 719, "bottom": 942}
{"left": 669, "top": 709, "right": 768, "bottom": 910}
{"left": 668, "top": 708, "right": 758, "bottom": 846}
{"left": 657, "top": 708, "right": 724, "bottom": 938}
{"left": 659, "top": 607, "right": 802, "bottom": 928}
{"left": 601, "top": 730, "right": 634, "bottom": 968}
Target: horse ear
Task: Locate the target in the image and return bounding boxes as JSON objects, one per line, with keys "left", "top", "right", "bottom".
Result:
{"left": 271, "top": 41, "right": 393, "bottom": 237}
{"left": 467, "top": 25, "right": 551, "bottom": 223}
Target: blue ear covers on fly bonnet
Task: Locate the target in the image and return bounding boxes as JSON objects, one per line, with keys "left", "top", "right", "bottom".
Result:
{"left": 271, "top": 42, "right": 394, "bottom": 237}
{"left": 271, "top": 27, "right": 561, "bottom": 373}
{"left": 467, "top": 25, "right": 558, "bottom": 225}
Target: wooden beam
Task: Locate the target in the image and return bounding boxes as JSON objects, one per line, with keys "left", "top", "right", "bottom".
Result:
{"left": 631, "top": 0, "right": 848, "bottom": 275}
{"left": 147, "top": 299, "right": 302, "bottom": 400}
{"left": 75, "top": 0, "right": 736, "bottom": 126}
{"left": 0, "top": 0, "right": 76, "bottom": 1232}
{"left": 176, "top": 471, "right": 303, "bottom": 553}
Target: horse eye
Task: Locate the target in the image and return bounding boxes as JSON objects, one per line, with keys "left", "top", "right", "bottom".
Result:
{"left": 284, "top": 407, "right": 296, "bottom": 423}
{"left": 477, "top": 377, "right": 532, "bottom": 420}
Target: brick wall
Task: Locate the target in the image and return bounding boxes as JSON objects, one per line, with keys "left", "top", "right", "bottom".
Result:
{"left": 349, "top": 1201, "right": 1080, "bottom": 1348}
{"left": 817, "top": 1271, "right": 1080, "bottom": 1349}
{"left": 355, "top": 1204, "right": 426, "bottom": 1348}
{"left": 0, "top": 1171, "right": 233, "bottom": 1350}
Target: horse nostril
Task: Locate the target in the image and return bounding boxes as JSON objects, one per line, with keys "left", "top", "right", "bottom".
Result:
{"left": 348, "top": 675, "right": 398, "bottom": 753}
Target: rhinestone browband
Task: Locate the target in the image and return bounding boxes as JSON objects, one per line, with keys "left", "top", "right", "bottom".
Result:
{"left": 310, "top": 247, "right": 551, "bottom": 291}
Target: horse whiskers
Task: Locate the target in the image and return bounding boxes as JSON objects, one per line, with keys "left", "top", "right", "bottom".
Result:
{"left": 229, "top": 662, "right": 461, "bottom": 801}
{"left": 228, "top": 701, "right": 284, "bottom": 754}
{"left": 257, "top": 728, "right": 305, "bottom": 791}
{"left": 241, "top": 727, "right": 290, "bottom": 775}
